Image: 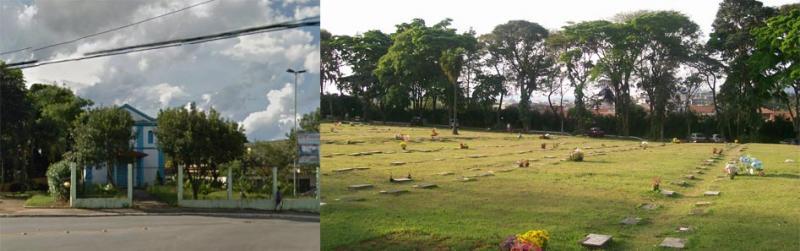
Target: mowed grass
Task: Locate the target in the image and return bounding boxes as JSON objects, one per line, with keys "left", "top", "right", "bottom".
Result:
{"left": 320, "top": 123, "right": 800, "bottom": 250}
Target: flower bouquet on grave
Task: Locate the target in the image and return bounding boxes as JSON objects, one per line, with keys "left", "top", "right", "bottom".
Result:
{"left": 652, "top": 176, "right": 661, "bottom": 191}
{"left": 500, "top": 230, "right": 549, "bottom": 251}
{"left": 400, "top": 141, "right": 407, "bottom": 151}
{"left": 750, "top": 159, "right": 764, "bottom": 176}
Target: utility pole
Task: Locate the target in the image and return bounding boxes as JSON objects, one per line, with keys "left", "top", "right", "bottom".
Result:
{"left": 287, "top": 68, "right": 306, "bottom": 197}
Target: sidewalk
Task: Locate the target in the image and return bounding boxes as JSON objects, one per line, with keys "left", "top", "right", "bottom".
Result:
{"left": 0, "top": 199, "right": 318, "bottom": 221}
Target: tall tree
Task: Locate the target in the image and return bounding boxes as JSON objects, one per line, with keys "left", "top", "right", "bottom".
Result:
{"left": 559, "top": 22, "right": 598, "bottom": 132}
{"left": 337, "top": 30, "right": 392, "bottom": 121}
{"left": 0, "top": 62, "right": 36, "bottom": 184}
{"left": 321, "top": 29, "right": 342, "bottom": 117}
{"left": 439, "top": 47, "right": 467, "bottom": 134}
{"left": 484, "top": 20, "right": 554, "bottom": 130}
{"left": 708, "top": 0, "right": 776, "bottom": 141}
{"left": 28, "top": 84, "right": 93, "bottom": 178}
{"left": 70, "top": 106, "right": 134, "bottom": 186}
{"left": 752, "top": 4, "right": 800, "bottom": 140}
{"left": 629, "top": 11, "right": 700, "bottom": 140}
{"left": 375, "top": 19, "right": 472, "bottom": 120}
{"left": 157, "top": 104, "right": 246, "bottom": 199}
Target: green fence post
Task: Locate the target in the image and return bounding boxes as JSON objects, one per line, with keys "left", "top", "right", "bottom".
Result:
{"left": 127, "top": 163, "right": 133, "bottom": 206}
{"left": 70, "top": 163, "right": 76, "bottom": 207}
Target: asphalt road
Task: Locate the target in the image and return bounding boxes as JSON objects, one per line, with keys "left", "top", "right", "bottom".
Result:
{"left": 0, "top": 215, "right": 319, "bottom": 251}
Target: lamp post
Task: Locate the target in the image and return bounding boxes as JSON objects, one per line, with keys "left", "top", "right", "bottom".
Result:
{"left": 287, "top": 68, "right": 306, "bottom": 197}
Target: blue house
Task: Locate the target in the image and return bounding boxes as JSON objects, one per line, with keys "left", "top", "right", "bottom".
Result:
{"left": 83, "top": 104, "right": 166, "bottom": 188}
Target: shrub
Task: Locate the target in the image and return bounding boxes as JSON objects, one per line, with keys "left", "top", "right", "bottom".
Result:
{"left": 46, "top": 160, "right": 72, "bottom": 201}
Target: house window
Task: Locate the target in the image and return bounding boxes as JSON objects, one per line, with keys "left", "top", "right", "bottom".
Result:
{"left": 148, "top": 130, "right": 154, "bottom": 144}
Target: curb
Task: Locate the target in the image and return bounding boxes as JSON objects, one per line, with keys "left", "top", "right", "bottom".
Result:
{"left": 0, "top": 212, "right": 319, "bottom": 222}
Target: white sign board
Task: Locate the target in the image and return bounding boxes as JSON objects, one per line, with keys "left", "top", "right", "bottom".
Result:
{"left": 297, "top": 132, "right": 320, "bottom": 164}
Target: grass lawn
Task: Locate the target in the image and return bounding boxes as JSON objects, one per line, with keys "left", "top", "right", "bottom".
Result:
{"left": 320, "top": 123, "right": 800, "bottom": 250}
{"left": 23, "top": 193, "right": 67, "bottom": 208}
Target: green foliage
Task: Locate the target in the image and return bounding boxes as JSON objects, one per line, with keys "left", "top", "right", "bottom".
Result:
{"left": 45, "top": 160, "right": 71, "bottom": 201}
{"left": 0, "top": 62, "right": 36, "bottom": 183}
{"left": 484, "top": 20, "right": 554, "bottom": 130}
{"left": 70, "top": 106, "right": 134, "bottom": 185}
{"left": 156, "top": 103, "right": 246, "bottom": 199}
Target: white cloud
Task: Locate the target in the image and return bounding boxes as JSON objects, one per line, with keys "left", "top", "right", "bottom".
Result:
{"left": 2, "top": 0, "right": 319, "bottom": 141}
{"left": 241, "top": 83, "right": 296, "bottom": 140}
{"left": 17, "top": 5, "right": 37, "bottom": 25}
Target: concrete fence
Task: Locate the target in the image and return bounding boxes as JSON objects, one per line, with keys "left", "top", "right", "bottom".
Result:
{"left": 70, "top": 163, "right": 133, "bottom": 208}
{"left": 176, "top": 165, "right": 320, "bottom": 213}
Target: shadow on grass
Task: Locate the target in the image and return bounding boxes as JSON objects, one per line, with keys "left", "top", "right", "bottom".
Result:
{"left": 762, "top": 173, "right": 799, "bottom": 179}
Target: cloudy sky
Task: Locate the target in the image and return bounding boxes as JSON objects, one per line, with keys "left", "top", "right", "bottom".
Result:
{"left": 0, "top": 0, "right": 320, "bottom": 141}
{"left": 323, "top": 0, "right": 795, "bottom": 37}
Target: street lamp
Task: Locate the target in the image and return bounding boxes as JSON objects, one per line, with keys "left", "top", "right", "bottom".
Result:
{"left": 287, "top": 68, "right": 306, "bottom": 197}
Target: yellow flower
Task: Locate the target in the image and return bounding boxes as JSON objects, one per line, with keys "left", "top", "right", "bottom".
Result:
{"left": 516, "top": 230, "right": 549, "bottom": 248}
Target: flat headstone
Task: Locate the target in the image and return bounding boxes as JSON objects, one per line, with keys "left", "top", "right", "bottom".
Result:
{"left": 477, "top": 172, "right": 495, "bottom": 177}
{"left": 413, "top": 183, "right": 438, "bottom": 189}
{"left": 333, "top": 168, "right": 355, "bottom": 172}
{"left": 349, "top": 153, "right": 363, "bottom": 156}
{"left": 696, "top": 166, "right": 708, "bottom": 170}
{"left": 467, "top": 167, "right": 481, "bottom": 171}
{"left": 670, "top": 180, "right": 689, "bottom": 187}
{"left": 689, "top": 208, "right": 707, "bottom": 215}
{"left": 379, "top": 189, "right": 409, "bottom": 195}
{"left": 332, "top": 153, "right": 345, "bottom": 156}
{"left": 438, "top": 172, "right": 455, "bottom": 176}
{"left": 353, "top": 167, "right": 370, "bottom": 170}
{"left": 384, "top": 151, "right": 396, "bottom": 154}
{"left": 359, "top": 152, "right": 373, "bottom": 156}
{"left": 695, "top": 201, "right": 712, "bottom": 207}
{"left": 433, "top": 158, "right": 445, "bottom": 161}
{"left": 390, "top": 161, "right": 406, "bottom": 166}
{"left": 323, "top": 154, "right": 333, "bottom": 158}
{"left": 704, "top": 191, "right": 720, "bottom": 196}
{"left": 661, "top": 190, "right": 676, "bottom": 197}
{"left": 336, "top": 196, "right": 366, "bottom": 202}
{"left": 580, "top": 234, "right": 612, "bottom": 248}
{"left": 459, "top": 177, "right": 477, "bottom": 182}
{"left": 544, "top": 156, "right": 556, "bottom": 159}
{"left": 467, "top": 154, "right": 486, "bottom": 158}
{"left": 676, "top": 226, "right": 692, "bottom": 232}
{"left": 640, "top": 203, "right": 659, "bottom": 210}
{"left": 391, "top": 178, "right": 413, "bottom": 183}
{"left": 348, "top": 184, "right": 374, "bottom": 190}
{"left": 367, "top": 150, "right": 382, "bottom": 154}
{"left": 620, "top": 216, "right": 641, "bottom": 225}
{"left": 495, "top": 169, "right": 514, "bottom": 173}
{"left": 694, "top": 170, "right": 704, "bottom": 174}
{"left": 660, "top": 237, "right": 686, "bottom": 249}
{"left": 684, "top": 175, "right": 695, "bottom": 180}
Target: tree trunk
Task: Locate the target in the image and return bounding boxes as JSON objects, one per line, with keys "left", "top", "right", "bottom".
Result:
{"left": 496, "top": 92, "right": 504, "bottom": 127}
{"left": 453, "top": 83, "right": 459, "bottom": 135}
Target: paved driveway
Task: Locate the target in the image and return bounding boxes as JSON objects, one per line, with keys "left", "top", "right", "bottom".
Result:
{"left": 0, "top": 215, "right": 319, "bottom": 251}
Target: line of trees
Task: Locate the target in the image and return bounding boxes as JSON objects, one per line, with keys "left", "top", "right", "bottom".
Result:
{"left": 321, "top": 0, "right": 798, "bottom": 142}
{"left": 2, "top": 61, "right": 321, "bottom": 196}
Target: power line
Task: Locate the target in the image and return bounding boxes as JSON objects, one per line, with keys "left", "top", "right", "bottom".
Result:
{"left": 0, "top": 0, "right": 217, "bottom": 56}
{"left": 5, "top": 17, "right": 320, "bottom": 69}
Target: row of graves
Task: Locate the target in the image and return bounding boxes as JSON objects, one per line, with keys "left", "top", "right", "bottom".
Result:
{"left": 331, "top": 128, "right": 701, "bottom": 250}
